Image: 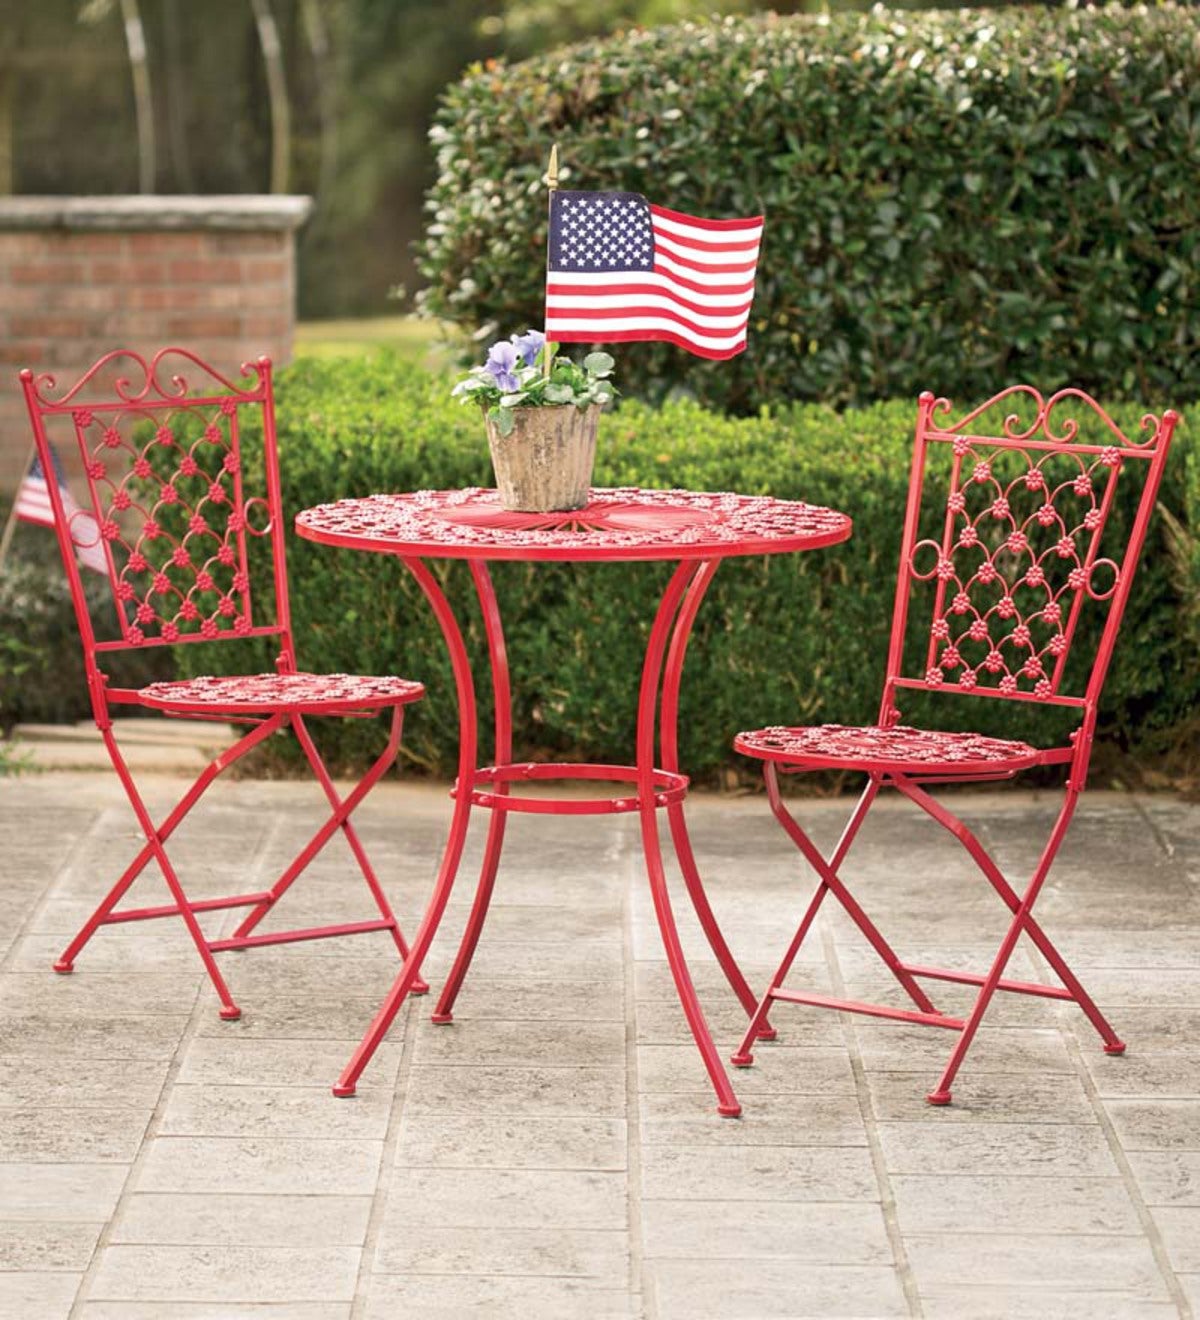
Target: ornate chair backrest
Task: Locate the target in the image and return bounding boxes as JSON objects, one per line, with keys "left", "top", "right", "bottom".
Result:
{"left": 882, "top": 387, "right": 1177, "bottom": 760}
{"left": 19, "top": 348, "right": 293, "bottom": 681}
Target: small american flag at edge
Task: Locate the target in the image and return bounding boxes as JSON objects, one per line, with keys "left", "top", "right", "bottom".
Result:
{"left": 15, "top": 443, "right": 107, "bottom": 574}
{"left": 545, "top": 190, "right": 764, "bottom": 360}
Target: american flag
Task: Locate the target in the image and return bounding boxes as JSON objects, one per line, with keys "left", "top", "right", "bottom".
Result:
{"left": 14, "top": 443, "right": 107, "bottom": 574}
{"left": 545, "top": 190, "right": 763, "bottom": 360}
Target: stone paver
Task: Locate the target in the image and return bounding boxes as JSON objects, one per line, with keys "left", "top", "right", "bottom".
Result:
{"left": 0, "top": 771, "right": 1197, "bottom": 1318}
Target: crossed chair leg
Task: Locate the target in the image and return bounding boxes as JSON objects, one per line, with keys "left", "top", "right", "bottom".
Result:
{"left": 732, "top": 763, "right": 1124, "bottom": 1104}
{"left": 54, "top": 707, "right": 428, "bottom": 1020}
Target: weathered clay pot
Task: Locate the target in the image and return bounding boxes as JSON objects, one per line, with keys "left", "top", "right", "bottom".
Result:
{"left": 485, "top": 404, "right": 600, "bottom": 512}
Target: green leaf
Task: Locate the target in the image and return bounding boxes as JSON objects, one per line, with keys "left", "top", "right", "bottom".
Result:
{"left": 583, "top": 351, "right": 616, "bottom": 378}
{"left": 418, "top": 6, "right": 1199, "bottom": 412}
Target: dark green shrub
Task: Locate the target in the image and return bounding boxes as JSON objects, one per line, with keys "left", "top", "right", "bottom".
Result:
{"left": 418, "top": 5, "right": 1199, "bottom": 413}
{"left": 0, "top": 543, "right": 171, "bottom": 733}
{"left": 173, "top": 353, "right": 1195, "bottom": 781}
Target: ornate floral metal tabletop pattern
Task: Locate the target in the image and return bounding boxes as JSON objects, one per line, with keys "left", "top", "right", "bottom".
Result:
{"left": 296, "top": 487, "right": 851, "bottom": 562}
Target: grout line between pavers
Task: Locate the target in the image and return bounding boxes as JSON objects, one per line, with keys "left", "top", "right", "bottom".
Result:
{"left": 1029, "top": 940, "right": 1195, "bottom": 1320}
{"left": 621, "top": 818, "right": 649, "bottom": 1320}
{"left": 65, "top": 805, "right": 281, "bottom": 1319}
{"left": 348, "top": 990, "right": 416, "bottom": 1320}
{"left": 0, "top": 803, "right": 110, "bottom": 976}
{"left": 2, "top": 803, "right": 120, "bottom": 1311}
{"left": 822, "top": 920, "right": 925, "bottom": 1320}
{"left": 1127, "top": 788, "right": 1180, "bottom": 864}
{"left": 980, "top": 801, "right": 1193, "bottom": 1315}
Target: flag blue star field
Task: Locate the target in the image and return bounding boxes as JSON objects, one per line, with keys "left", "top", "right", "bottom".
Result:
{"left": 545, "top": 191, "right": 764, "bottom": 360}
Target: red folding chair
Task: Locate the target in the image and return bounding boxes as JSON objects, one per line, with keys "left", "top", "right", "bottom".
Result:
{"left": 731, "top": 386, "right": 1178, "bottom": 1104}
{"left": 19, "top": 347, "right": 428, "bottom": 1020}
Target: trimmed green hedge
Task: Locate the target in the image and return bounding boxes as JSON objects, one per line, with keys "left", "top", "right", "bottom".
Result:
{"left": 418, "top": 5, "right": 1200, "bottom": 413}
{"left": 172, "top": 354, "right": 1196, "bottom": 781}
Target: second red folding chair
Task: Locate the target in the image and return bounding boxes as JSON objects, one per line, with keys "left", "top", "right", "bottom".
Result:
{"left": 19, "top": 347, "right": 428, "bottom": 1021}
{"left": 731, "top": 386, "right": 1178, "bottom": 1104}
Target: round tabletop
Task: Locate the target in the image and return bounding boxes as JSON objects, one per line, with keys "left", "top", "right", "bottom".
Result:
{"left": 295, "top": 487, "right": 852, "bottom": 563}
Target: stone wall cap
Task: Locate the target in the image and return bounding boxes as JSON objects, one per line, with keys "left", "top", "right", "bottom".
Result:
{"left": 0, "top": 195, "right": 314, "bottom": 231}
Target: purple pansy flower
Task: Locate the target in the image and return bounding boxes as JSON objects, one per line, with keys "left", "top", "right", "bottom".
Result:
{"left": 484, "top": 341, "right": 520, "bottom": 393}
{"left": 510, "top": 329, "right": 545, "bottom": 368}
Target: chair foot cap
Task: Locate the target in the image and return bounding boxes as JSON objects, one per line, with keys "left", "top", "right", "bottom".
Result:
{"left": 755, "top": 1026, "right": 778, "bottom": 1041}
{"left": 926, "top": 1090, "right": 952, "bottom": 1106}
{"left": 1104, "top": 1041, "right": 1127, "bottom": 1055}
{"left": 730, "top": 1052, "right": 754, "bottom": 1068}
{"left": 717, "top": 1102, "right": 742, "bottom": 1118}
{"left": 430, "top": 1012, "right": 454, "bottom": 1025}
{"left": 219, "top": 1005, "right": 242, "bottom": 1021}
{"left": 52, "top": 961, "right": 74, "bottom": 974}
{"left": 410, "top": 978, "right": 431, "bottom": 996}
{"left": 332, "top": 1083, "right": 356, "bottom": 1098}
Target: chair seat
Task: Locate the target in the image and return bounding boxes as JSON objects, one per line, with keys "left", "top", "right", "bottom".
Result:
{"left": 137, "top": 671, "right": 425, "bottom": 716}
{"left": 733, "top": 722, "right": 1043, "bottom": 776}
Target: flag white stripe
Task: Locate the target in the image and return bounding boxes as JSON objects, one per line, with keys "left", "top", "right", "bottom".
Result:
{"left": 71, "top": 513, "right": 108, "bottom": 572}
{"left": 651, "top": 249, "right": 759, "bottom": 288}
{"left": 547, "top": 270, "right": 756, "bottom": 301}
{"left": 652, "top": 222, "right": 762, "bottom": 254}
{"left": 652, "top": 228, "right": 761, "bottom": 264}
{"left": 14, "top": 478, "right": 55, "bottom": 526}
{"left": 545, "top": 314, "right": 748, "bottom": 350}
{"left": 546, "top": 294, "right": 750, "bottom": 331}
{"left": 15, "top": 503, "right": 55, "bottom": 526}
{"left": 652, "top": 233, "right": 761, "bottom": 271}
{"left": 546, "top": 192, "right": 762, "bottom": 359}
{"left": 14, "top": 465, "right": 107, "bottom": 572}
{"left": 651, "top": 210, "right": 764, "bottom": 246}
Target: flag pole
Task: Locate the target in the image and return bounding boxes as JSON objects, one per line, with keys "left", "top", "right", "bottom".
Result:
{"left": 0, "top": 442, "right": 37, "bottom": 574}
{"left": 543, "top": 143, "right": 559, "bottom": 381}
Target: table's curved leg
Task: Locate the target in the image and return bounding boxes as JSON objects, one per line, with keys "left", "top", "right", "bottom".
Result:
{"left": 659, "top": 559, "right": 776, "bottom": 1041}
{"left": 639, "top": 560, "right": 743, "bottom": 1117}
{"left": 432, "top": 561, "right": 513, "bottom": 1023}
{"left": 333, "top": 557, "right": 478, "bottom": 1096}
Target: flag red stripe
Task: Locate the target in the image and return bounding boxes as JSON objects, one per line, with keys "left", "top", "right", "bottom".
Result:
{"left": 546, "top": 193, "right": 761, "bottom": 360}
{"left": 14, "top": 478, "right": 55, "bottom": 527}
{"left": 650, "top": 224, "right": 762, "bottom": 257}
{"left": 546, "top": 309, "right": 748, "bottom": 351}
{"left": 546, "top": 281, "right": 754, "bottom": 319}
{"left": 548, "top": 266, "right": 756, "bottom": 301}
{"left": 650, "top": 242, "right": 760, "bottom": 277}
{"left": 650, "top": 203, "right": 764, "bottom": 234}
{"left": 15, "top": 505, "right": 55, "bottom": 528}
{"left": 546, "top": 304, "right": 749, "bottom": 339}
{"left": 552, "top": 326, "right": 747, "bottom": 360}
{"left": 14, "top": 459, "right": 107, "bottom": 572}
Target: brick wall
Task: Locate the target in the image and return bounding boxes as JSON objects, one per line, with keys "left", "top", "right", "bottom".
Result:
{"left": 0, "top": 196, "right": 312, "bottom": 497}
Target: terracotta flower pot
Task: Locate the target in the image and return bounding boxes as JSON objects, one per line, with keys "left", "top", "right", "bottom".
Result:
{"left": 485, "top": 404, "right": 600, "bottom": 512}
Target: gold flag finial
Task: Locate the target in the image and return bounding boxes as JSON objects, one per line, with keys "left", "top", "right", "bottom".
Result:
{"left": 543, "top": 144, "right": 560, "bottom": 378}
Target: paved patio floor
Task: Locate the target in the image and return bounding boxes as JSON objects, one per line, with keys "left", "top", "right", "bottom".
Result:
{"left": 1, "top": 751, "right": 1198, "bottom": 1319}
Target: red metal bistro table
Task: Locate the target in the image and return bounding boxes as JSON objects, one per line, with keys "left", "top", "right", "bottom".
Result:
{"left": 296, "top": 487, "right": 851, "bottom": 1115}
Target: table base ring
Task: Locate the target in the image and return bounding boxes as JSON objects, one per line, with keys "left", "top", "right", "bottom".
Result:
{"left": 453, "top": 762, "right": 689, "bottom": 815}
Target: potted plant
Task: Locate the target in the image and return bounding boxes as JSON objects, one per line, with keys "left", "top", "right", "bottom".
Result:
{"left": 452, "top": 330, "right": 616, "bottom": 512}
